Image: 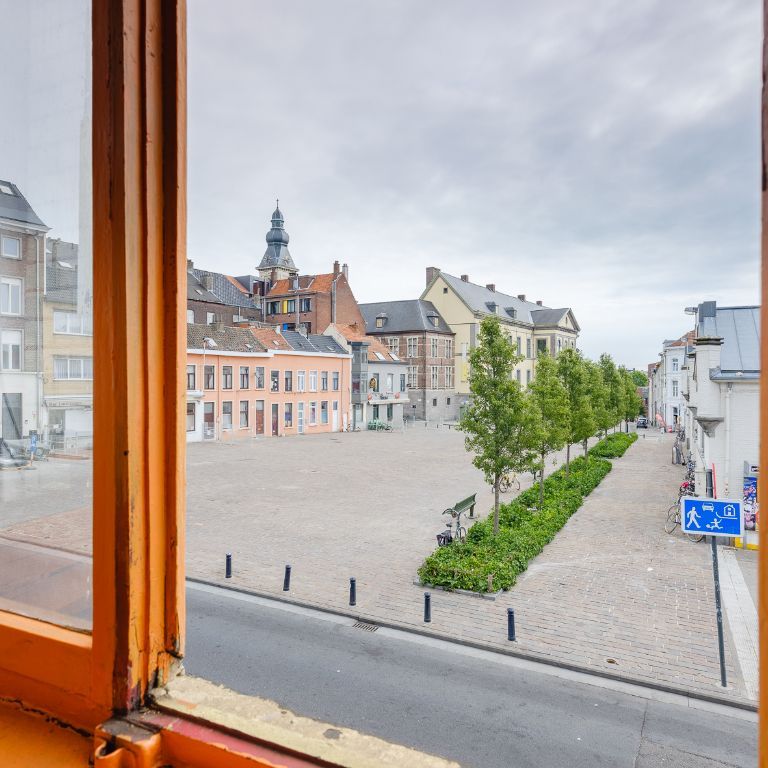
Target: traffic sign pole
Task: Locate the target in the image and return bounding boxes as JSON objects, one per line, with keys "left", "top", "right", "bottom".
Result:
{"left": 709, "top": 535, "right": 727, "bottom": 688}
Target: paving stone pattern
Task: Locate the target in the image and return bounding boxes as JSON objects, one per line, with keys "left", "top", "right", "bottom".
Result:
{"left": 0, "top": 428, "right": 750, "bottom": 702}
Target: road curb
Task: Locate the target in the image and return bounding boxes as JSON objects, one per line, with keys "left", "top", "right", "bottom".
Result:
{"left": 188, "top": 576, "right": 757, "bottom": 714}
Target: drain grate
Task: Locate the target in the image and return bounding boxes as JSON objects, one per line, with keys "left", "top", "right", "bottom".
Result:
{"left": 352, "top": 621, "right": 379, "bottom": 632}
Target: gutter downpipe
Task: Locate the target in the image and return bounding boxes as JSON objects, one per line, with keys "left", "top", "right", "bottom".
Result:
{"left": 35, "top": 232, "right": 44, "bottom": 436}
{"left": 724, "top": 382, "right": 732, "bottom": 498}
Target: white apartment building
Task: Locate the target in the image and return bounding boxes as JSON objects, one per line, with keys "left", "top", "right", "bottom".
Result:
{"left": 681, "top": 301, "right": 760, "bottom": 546}
{"left": 648, "top": 332, "right": 692, "bottom": 429}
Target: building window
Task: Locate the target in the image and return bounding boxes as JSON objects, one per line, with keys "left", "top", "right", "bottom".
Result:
{"left": 1, "top": 235, "right": 20, "bottom": 259}
{"left": 516, "top": 369, "right": 521, "bottom": 383}
{"left": 407, "top": 337, "right": 418, "bottom": 357}
{"left": 537, "top": 339, "right": 547, "bottom": 355}
{"left": 186, "top": 402, "right": 195, "bottom": 432}
{"left": 53, "top": 356, "right": 93, "bottom": 380}
{"left": 299, "top": 297, "right": 311, "bottom": 312}
{"left": 222, "top": 401, "right": 233, "bottom": 430}
{"left": 557, "top": 338, "right": 562, "bottom": 353}
{"left": 431, "top": 316, "right": 439, "bottom": 327}
{"left": 408, "top": 365, "right": 418, "bottom": 388}
{"left": 186, "top": 308, "right": 194, "bottom": 323}
{"left": 267, "top": 300, "right": 280, "bottom": 315}
{"left": 309, "top": 370, "right": 318, "bottom": 391}
{"left": 239, "top": 400, "right": 249, "bottom": 428}
{"left": 206, "top": 312, "right": 216, "bottom": 324}
{"left": 0, "top": 277, "right": 22, "bottom": 315}
{"left": 186, "top": 364, "right": 196, "bottom": 390}
{"left": 400, "top": 373, "right": 406, "bottom": 391}
{"left": 270, "top": 370, "right": 279, "bottom": 392}
{"left": 432, "top": 398, "right": 437, "bottom": 407}
{"left": 204, "top": 365, "right": 215, "bottom": 389}
{"left": 526, "top": 370, "right": 531, "bottom": 385}
{"left": 672, "top": 380, "right": 679, "bottom": 397}
{"left": 446, "top": 397, "right": 451, "bottom": 406}
{"left": 52, "top": 309, "right": 93, "bottom": 335}
{"left": 254, "top": 366, "right": 265, "bottom": 389}
{"left": 284, "top": 299, "right": 296, "bottom": 314}
{"left": 672, "top": 358, "right": 679, "bottom": 372}
{"left": 321, "top": 371, "right": 328, "bottom": 391}
{"left": 430, "top": 338, "right": 438, "bottom": 358}
{"left": 240, "top": 366, "right": 249, "bottom": 388}
{"left": 387, "top": 404, "right": 393, "bottom": 420}
{"left": 375, "top": 317, "right": 384, "bottom": 328}
{"left": 445, "top": 366, "right": 454, "bottom": 389}
{"left": 309, "top": 401, "right": 317, "bottom": 425}
{"left": 332, "top": 371, "right": 339, "bottom": 391}
{"left": 321, "top": 400, "right": 329, "bottom": 425}
{"left": 284, "top": 370, "right": 293, "bottom": 392}
{"left": 387, "top": 337, "right": 400, "bottom": 354}
{"left": 445, "top": 338, "right": 453, "bottom": 358}
{"left": 222, "top": 366, "right": 233, "bottom": 389}
{"left": 516, "top": 336, "right": 522, "bottom": 355}
{"left": 297, "top": 370, "right": 306, "bottom": 392}
{"left": 431, "top": 365, "right": 439, "bottom": 389}
{"left": 461, "top": 342, "right": 468, "bottom": 359}
{"left": 1, "top": 329, "right": 22, "bottom": 370}
{"left": 526, "top": 338, "right": 532, "bottom": 358}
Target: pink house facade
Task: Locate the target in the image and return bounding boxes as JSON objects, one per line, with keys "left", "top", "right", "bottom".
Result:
{"left": 186, "top": 324, "right": 351, "bottom": 442}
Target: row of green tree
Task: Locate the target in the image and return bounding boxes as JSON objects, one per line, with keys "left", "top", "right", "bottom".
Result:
{"left": 459, "top": 316, "right": 643, "bottom": 534}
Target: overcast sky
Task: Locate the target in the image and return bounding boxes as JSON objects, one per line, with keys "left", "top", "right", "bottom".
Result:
{"left": 196, "top": 2, "right": 755, "bottom": 369}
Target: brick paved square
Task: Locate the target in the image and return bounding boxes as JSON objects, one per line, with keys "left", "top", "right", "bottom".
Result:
{"left": 0, "top": 428, "right": 752, "bottom": 702}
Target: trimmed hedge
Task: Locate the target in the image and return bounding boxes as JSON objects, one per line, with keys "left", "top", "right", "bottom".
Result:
{"left": 588, "top": 431, "right": 637, "bottom": 458}
{"left": 417, "top": 436, "right": 634, "bottom": 593}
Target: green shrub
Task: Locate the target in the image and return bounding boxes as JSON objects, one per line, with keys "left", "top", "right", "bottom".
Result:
{"left": 588, "top": 432, "right": 637, "bottom": 458}
{"left": 418, "top": 450, "right": 612, "bottom": 592}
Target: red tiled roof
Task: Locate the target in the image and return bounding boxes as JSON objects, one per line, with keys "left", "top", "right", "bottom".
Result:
{"left": 333, "top": 322, "right": 368, "bottom": 342}
{"left": 267, "top": 273, "right": 338, "bottom": 296}
{"left": 249, "top": 327, "right": 292, "bottom": 350}
{"left": 366, "top": 336, "right": 398, "bottom": 363}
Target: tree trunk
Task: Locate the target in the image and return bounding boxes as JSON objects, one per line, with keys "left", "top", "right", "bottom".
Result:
{"left": 565, "top": 443, "right": 571, "bottom": 477}
{"left": 539, "top": 452, "right": 546, "bottom": 510}
{"left": 493, "top": 478, "right": 500, "bottom": 535}
{"left": 583, "top": 438, "right": 588, "bottom": 457}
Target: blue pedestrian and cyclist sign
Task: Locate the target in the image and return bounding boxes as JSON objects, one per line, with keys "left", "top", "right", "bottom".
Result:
{"left": 680, "top": 497, "right": 742, "bottom": 537}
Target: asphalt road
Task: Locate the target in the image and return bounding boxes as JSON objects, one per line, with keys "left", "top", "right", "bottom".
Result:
{"left": 185, "top": 583, "right": 757, "bottom": 768}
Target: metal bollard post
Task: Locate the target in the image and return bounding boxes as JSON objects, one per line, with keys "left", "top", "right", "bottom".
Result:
{"left": 349, "top": 577, "right": 357, "bottom": 606}
{"left": 507, "top": 608, "right": 516, "bottom": 641}
{"left": 225, "top": 553, "right": 232, "bottom": 579}
{"left": 424, "top": 592, "right": 431, "bottom": 623}
{"left": 283, "top": 564, "right": 291, "bottom": 591}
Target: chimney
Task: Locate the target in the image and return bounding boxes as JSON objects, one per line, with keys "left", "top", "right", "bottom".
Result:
{"left": 486, "top": 283, "right": 495, "bottom": 292}
{"left": 461, "top": 274, "right": 469, "bottom": 283}
{"left": 342, "top": 263, "right": 349, "bottom": 280}
{"left": 202, "top": 274, "right": 214, "bottom": 290}
{"left": 187, "top": 259, "right": 194, "bottom": 271}
{"left": 536, "top": 300, "right": 543, "bottom": 306}
{"left": 517, "top": 294, "right": 526, "bottom": 302}
{"left": 426, "top": 266, "right": 440, "bottom": 286}
{"left": 333, "top": 260, "right": 340, "bottom": 276}
{"left": 297, "top": 324, "right": 308, "bottom": 338}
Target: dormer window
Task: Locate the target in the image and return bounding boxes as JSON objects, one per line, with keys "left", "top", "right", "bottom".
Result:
{"left": 431, "top": 316, "right": 439, "bottom": 327}
{"left": 375, "top": 313, "right": 387, "bottom": 328}
{"left": 0, "top": 184, "right": 14, "bottom": 195}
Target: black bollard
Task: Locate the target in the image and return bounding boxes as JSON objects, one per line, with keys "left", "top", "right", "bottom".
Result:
{"left": 283, "top": 564, "right": 291, "bottom": 591}
{"left": 507, "top": 608, "right": 516, "bottom": 641}
{"left": 424, "top": 592, "right": 431, "bottom": 623}
{"left": 349, "top": 577, "right": 357, "bottom": 607}
{"left": 225, "top": 553, "right": 232, "bottom": 579}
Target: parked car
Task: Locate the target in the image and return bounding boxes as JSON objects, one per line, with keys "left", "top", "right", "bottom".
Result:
{"left": 636, "top": 416, "right": 648, "bottom": 428}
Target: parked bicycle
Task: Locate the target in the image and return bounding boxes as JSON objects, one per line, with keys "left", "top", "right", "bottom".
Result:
{"left": 664, "top": 478, "right": 704, "bottom": 542}
{"left": 437, "top": 506, "right": 468, "bottom": 546}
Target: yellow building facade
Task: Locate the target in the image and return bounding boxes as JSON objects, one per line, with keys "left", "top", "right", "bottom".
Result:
{"left": 421, "top": 270, "right": 579, "bottom": 394}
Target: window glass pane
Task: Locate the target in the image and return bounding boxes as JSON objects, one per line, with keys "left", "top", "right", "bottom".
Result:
{"left": 0, "top": 0, "right": 92, "bottom": 630}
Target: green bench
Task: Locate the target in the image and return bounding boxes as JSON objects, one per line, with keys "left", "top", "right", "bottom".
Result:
{"left": 444, "top": 493, "right": 477, "bottom": 519}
